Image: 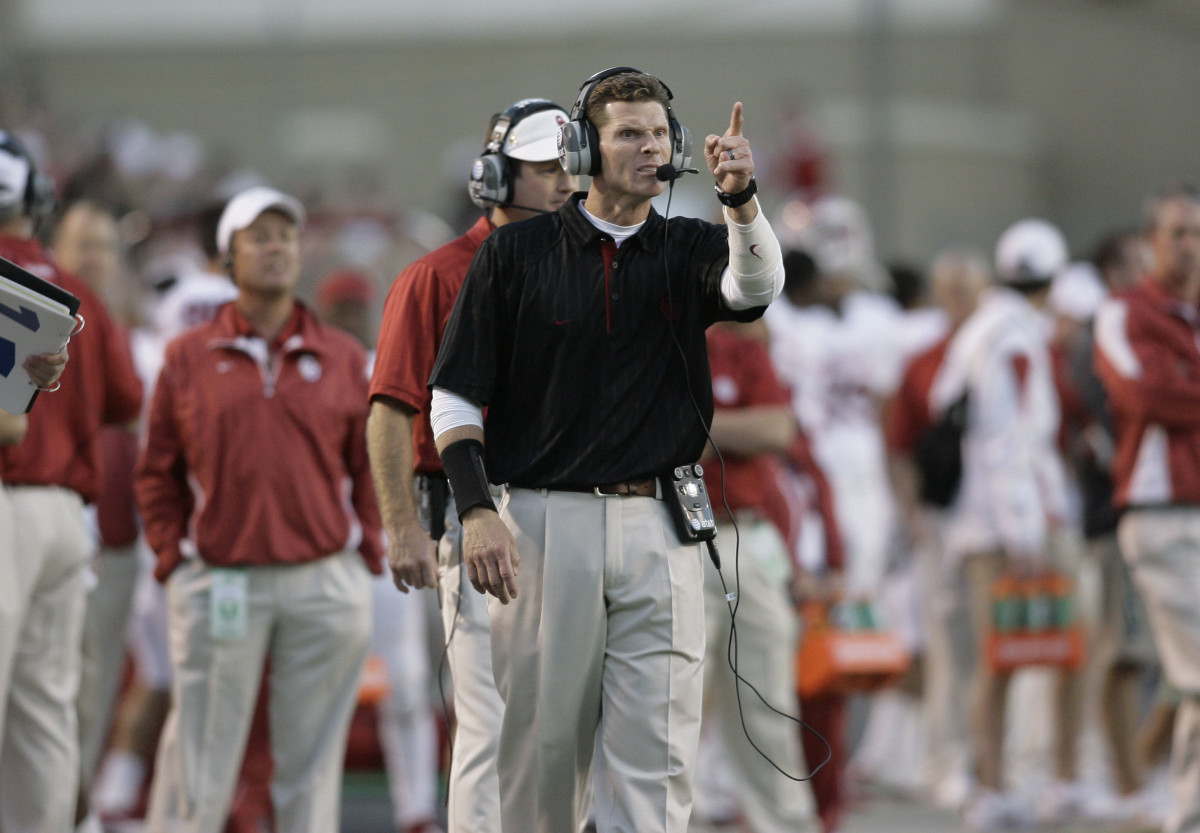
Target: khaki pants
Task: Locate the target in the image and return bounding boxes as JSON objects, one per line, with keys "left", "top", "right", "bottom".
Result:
{"left": 489, "top": 488, "right": 706, "bottom": 833}
{"left": 436, "top": 500, "right": 504, "bottom": 833}
{"left": 0, "top": 486, "right": 90, "bottom": 833}
{"left": 1119, "top": 509, "right": 1200, "bottom": 833}
{"left": 146, "top": 551, "right": 371, "bottom": 833}
{"left": 79, "top": 545, "right": 141, "bottom": 783}
{"left": 700, "top": 518, "right": 818, "bottom": 833}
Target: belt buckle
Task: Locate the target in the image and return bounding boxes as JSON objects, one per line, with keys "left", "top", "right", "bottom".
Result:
{"left": 594, "top": 484, "right": 620, "bottom": 498}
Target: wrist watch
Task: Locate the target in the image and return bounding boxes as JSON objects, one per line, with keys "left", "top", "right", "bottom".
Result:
{"left": 714, "top": 178, "right": 757, "bottom": 208}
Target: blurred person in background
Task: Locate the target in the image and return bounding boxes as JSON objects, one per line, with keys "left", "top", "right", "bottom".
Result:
{"left": 135, "top": 186, "right": 381, "bottom": 833}
{"left": 762, "top": 249, "right": 850, "bottom": 833}
{"left": 884, "top": 246, "right": 990, "bottom": 812}
{"left": 692, "top": 319, "right": 821, "bottom": 833}
{"left": 931, "top": 219, "right": 1084, "bottom": 830}
{"left": 764, "top": 196, "right": 916, "bottom": 797}
{"left": 1048, "top": 258, "right": 1164, "bottom": 825}
{"left": 1094, "top": 183, "right": 1200, "bottom": 833}
{"left": 0, "top": 129, "right": 142, "bottom": 833}
{"left": 367, "top": 97, "right": 577, "bottom": 833}
{"left": 50, "top": 198, "right": 148, "bottom": 830}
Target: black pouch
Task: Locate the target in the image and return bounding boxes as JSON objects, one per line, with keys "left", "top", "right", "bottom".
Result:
{"left": 915, "top": 390, "right": 969, "bottom": 508}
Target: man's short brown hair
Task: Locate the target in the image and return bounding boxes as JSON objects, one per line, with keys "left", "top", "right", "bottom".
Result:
{"left": 585, "top": 72, "right": 671, "bottom": 129}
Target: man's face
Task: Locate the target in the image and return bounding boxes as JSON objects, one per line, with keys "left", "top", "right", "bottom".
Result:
{"left": 929, "top": 259, "right": 987, "bottom": 331}
{"left": 593, "top": 100, "right": 672, "bottom": 201}
{"left": 230, "top": 210, "right": 300, "bottom": 298}
{"left": 1149, "top": 198, "right": 1200, "bottom": 297}
{"left": 55, "top": 205, "right": 120, "bottom": 294}
{"left": 508, "top": 158, "right": 578, "bottom": 222}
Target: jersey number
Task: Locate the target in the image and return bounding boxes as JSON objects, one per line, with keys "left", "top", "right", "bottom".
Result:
{"left": 0, "top": 302, "right": 41, "bottom": 377}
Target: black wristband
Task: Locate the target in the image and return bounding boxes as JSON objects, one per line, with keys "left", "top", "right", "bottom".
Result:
{"left": 714, "top": 177, "right": 758, "bottom": 208}
{"left": 440, "top": 438, "right": 498, "bottom": 520}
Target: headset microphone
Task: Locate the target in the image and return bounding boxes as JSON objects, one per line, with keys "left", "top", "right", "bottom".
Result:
{"left": 655, "top": 164, "right": 699, "bottom": 182}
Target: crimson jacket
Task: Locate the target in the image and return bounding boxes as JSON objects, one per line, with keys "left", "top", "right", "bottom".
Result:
{"left": 1094, "top": 277, "right": 1200, "bottom": 508}
{"left": 0, "top": 234, "right": 143, "bottom": 500}
{"left": 136, "top": 301, "right": 384, "bottom": 581}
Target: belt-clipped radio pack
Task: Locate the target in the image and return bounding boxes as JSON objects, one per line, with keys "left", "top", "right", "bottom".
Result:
{"left": 661, "top": 464, "right": 716, "bottom": 543}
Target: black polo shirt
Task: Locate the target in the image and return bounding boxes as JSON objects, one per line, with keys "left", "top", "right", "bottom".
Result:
{"left": 429, "top": 192, "right": 765, "bottom": 489}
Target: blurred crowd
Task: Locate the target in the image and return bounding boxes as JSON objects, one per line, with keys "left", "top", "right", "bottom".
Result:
{"left": 0, "top": 78, "right": 1194, "bottom": 833}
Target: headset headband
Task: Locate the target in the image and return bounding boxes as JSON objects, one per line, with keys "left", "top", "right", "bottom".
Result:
{"left": 569, "top": 66, "right": 676, "bottom": 124}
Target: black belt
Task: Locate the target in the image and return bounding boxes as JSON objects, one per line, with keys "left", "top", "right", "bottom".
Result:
{"left": 553, "top": 478, "right": 660, "bottom": 498}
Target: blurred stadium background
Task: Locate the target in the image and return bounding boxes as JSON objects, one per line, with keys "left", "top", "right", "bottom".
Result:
{"left": 3, "top": 0, "right": 1199, "bottom": 273}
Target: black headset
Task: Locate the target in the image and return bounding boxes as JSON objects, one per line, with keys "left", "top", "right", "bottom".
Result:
{"left": 468, "top": 98, "right": 566, "bottom": 209}
{"left": 558, "top": 66, "right": 692, "bottom": 178}
{"left": 0, "top": 130, "right": 55, "bottom": 223}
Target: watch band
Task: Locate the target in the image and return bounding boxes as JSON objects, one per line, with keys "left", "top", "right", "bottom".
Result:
{"left": 714, "top": 178, "right": 758, "bottom": 208}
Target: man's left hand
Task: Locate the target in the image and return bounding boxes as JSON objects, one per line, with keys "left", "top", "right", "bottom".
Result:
{"left": 25, "top": 348, "right": 68, "bottom": 389}
{"left": 704, "top": 102, "right": 754, "bottom": 196}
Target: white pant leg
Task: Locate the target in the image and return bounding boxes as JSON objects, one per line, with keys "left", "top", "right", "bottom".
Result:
{"left": 129, "top": 539, "right": 173, "bottom": 690}
{"left": 0, "top": 487, "right": 17, "bottom": 747}
{"left": 488, "top": 488, "right": 606, "bottom": 833}
{"left": 269, "top": 551, "right": 372, "bottom": 833}
{"left": 701, "top": 519, "right": 819, "bottom": 833}
{"left": 371, "top": 571, "right": 438, "bottom": 828}
{"left": 79, "top": 545, "right": 141, "bottom": 782}
{"left": 437, "top": 506, "right": 503, "bottom": 833}
{"left": 591, "top": 494, "right": 706, "bottom": 833}
{"left": 145, "top": 558, "right": 274, "bottom": 833}
{"left": 0, "top": 487, "right": 90, "bottom": 833}
{"left": 914, "top": 520, "right": 972, "bottom": 798}
{"left": 1119, "top": 509, "right": 1200, "bottom": 833}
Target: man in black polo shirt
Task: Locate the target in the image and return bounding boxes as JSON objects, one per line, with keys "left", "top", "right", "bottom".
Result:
{"left": 429, "top": 67, "right": 785, "bottom": 833}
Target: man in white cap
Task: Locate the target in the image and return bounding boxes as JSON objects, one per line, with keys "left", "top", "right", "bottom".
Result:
{"left": 367, "top": 98, "right": 576, "bottom": 833}
{"left": 930, "top": 219, "right": 1085, "bottom": 830}
{"left": 136, "top": 185, "right": 383, "bottom": 833}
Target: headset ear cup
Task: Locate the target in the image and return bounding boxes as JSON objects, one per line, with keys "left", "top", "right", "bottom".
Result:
{"left": 468, "top": 154, "right": 509, "bottom": 209}
{"left": 557, "top": 121, "right": 589, "bottom": 177}
{"left": 27, "top": 172, "right": 55, "bottom": 221}
{"left": 671, "top": 121, "right": 692, "bottom": 171}
{"left": 585, "top": 120, "right": 602, "bottom": 177}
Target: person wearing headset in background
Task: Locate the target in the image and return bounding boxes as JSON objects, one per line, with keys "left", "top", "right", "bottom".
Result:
{"left": 135, "top": 186, "right": 382, "bottom": 833}
{"left": 367, "top": 98, "right": 577, "bottom": 833}
{"left": 428, "top": 67, "right": 784, "bottom": 833}
{"left": 0, "top": 129, "right": 139, "bottom": 833}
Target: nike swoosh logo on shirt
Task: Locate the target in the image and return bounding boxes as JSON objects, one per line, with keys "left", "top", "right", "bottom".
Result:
{"left": 749, "top": 244, "right": 762, "bottom": 260}
{"left": 555, "top": 319, "right": 573, "bottom": 325}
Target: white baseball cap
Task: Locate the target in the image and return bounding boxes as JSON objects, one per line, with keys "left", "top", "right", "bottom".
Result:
{"left": 502, "top": 106, "right": 570, "bottom": 162}
{"left": 216, "top": 186, "right": 306, "bottom": 255}
{"left": 1049, "top": 261, "right": 1108, "bottom": 322}
{"left": 995, "top": 218, "right": 1068, "bottom": 286}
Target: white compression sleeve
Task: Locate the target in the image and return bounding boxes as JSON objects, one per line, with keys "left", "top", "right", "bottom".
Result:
{"left": 429, "top": 387, "right": 484, "bottom": 439}
{"left": 720, "top": 198, "right": 785, "bottom": 310}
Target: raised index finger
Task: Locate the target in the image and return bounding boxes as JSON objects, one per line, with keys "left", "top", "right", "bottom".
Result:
{"left": 726, "top": 102, "right": 744, "bottom": 138}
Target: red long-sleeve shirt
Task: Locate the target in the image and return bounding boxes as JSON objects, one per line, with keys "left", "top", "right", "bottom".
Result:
{"left": 369, "top": 217, "right": 492, "bottom": 473}
{"left": 136, "top": 301, "right": 383, "bottom": 581}
{"left": 0, "top": 234, "right": 143, "bottom": 500}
